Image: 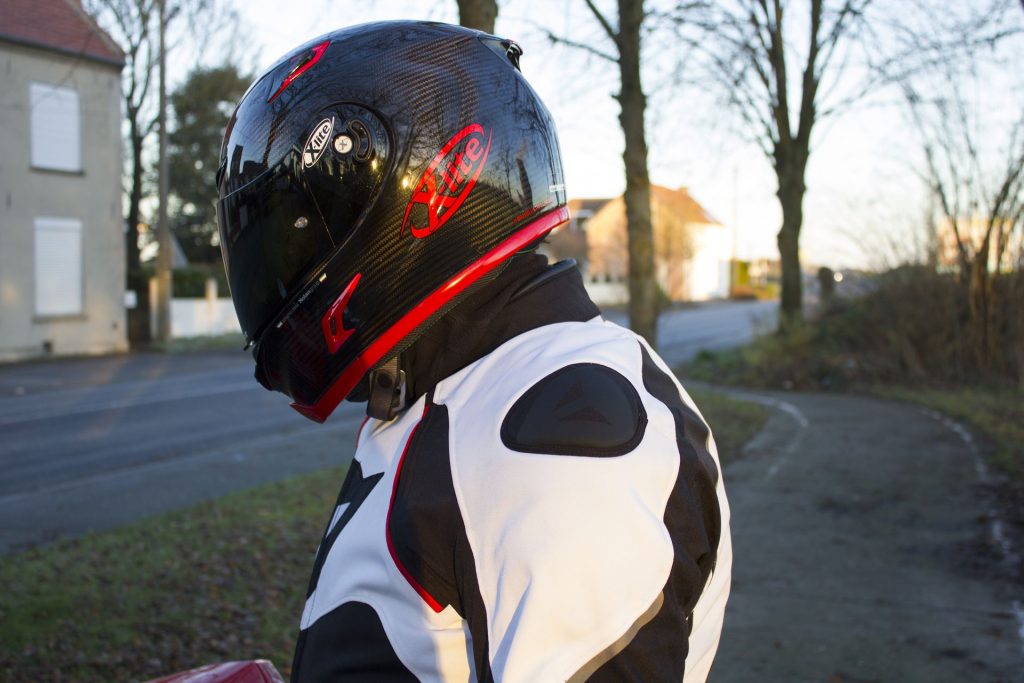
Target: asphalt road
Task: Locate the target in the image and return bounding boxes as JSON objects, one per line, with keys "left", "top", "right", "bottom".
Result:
{"left": 604, "top": 299, "right": 776, "bottom": 367}
{"left": 0, "top": 300, "right": 776, "bottom": 554}
{"left": 708, "top": 388, "right": 1024, "bottom": 682}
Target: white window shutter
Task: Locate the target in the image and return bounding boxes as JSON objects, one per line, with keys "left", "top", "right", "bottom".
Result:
{"left": 34, "top": 218, "right": 83, "bottom": 316}
{"left": 30, "top": 83, "right": 82, "bottom": 172}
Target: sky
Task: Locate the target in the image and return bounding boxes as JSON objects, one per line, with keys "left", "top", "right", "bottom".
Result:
{"left": 185, "top": 0, "right": 1019, "bottom": 271}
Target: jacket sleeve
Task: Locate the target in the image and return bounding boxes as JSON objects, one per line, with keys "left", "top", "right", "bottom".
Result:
{"left": 441, "top": 351, "right": 724, "bottom": 682}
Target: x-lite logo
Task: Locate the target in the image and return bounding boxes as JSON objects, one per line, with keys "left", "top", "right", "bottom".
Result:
{"left": 401, "top": 123, "right": 492, "bottom": 239}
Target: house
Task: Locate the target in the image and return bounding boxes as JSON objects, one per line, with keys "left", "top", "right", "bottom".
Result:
{"left": 0, "top": 0, "right": 126, "bottom": 361}
{"left": 936, "top": 215, "right": 1021, "bottom": 274}
{"left": 542, "top": 198, "right": 610, "bottom": 274}
{"left": 544, "top": 186, "right": 731, "bottom": 304}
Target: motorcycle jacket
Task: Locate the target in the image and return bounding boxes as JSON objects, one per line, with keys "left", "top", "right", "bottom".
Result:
{"left": 291, "top": 258, "right": 732, "bottom": 682}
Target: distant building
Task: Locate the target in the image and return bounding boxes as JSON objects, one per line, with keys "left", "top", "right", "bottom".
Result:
{"left": 0, "top": 0, "right": 126, "bottom": 361}
{"left": 544, "top": 186, "right": 731, "bottom": 304}
{"left": 936, "top": 215, "right": 1021, "bottom": 274}
{"left": 542, "top": 198, "right": 607, "bottom": 272}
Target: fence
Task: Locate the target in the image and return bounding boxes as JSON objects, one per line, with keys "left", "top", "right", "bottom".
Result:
{"left": 150, "top": 277, "right": 241, "bottom": 339}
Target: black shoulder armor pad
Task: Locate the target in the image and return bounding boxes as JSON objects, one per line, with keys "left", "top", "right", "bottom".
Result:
{"left": 500, "top": 363, "right": 647, "bottom": 457}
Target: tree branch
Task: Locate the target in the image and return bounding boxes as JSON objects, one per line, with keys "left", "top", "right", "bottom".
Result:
{"left": 538, "top": 26, "right": 618, "bottom": 62}
{"left": 765, "top": 0, "right": 791, "bottom": 144}
{"left": 583, "top": 0, "right": 620, "bottom": 47}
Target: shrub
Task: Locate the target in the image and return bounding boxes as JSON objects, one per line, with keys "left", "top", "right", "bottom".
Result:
{"left": 686, "top": 267, "right": 1023, "bottom": 390}
{"left": 172, "top": 265, "right": 229, "bottom": 299}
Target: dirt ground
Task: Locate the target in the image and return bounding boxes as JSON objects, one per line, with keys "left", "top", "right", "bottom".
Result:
{"left": 707, "top": 389, "right": 1023, "bottom": 683}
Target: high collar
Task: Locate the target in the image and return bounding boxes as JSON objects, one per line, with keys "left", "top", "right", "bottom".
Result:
{"left": 401, "top": 254, "right": 601, "bottom": 403}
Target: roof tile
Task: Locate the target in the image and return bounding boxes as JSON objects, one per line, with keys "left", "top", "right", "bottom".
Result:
{"left": 0, "top": 0, "right": 124, "bottom": 66}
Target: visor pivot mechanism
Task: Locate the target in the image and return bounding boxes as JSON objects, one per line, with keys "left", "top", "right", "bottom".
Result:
{"left": 367, "top": 356, "right": 406, "bottom": 421}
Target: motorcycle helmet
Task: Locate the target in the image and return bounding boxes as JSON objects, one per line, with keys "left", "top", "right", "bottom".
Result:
{"left": 216, "top": 21, "right": 569, "bottom": 422}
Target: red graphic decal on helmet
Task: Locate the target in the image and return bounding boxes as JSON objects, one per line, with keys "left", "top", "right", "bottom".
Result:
{"left": 400, "top": 124, "right": 492, "bottom": 238}
{"left": 268, "top": 40, "right": 330, "bottom": 103}
{"left": 321, "top": 273, "right": 361, "bottom": 354}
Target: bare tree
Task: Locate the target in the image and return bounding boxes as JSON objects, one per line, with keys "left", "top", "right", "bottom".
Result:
{"left": 84, "top": 0, "right": 160, "bottom": 342}
{"left": 684, "top": 0, "right": 874, "bottom": 327}
{"left": 904, "top": 66, "right": 1024, "bottom": 373}
{"left": 541, "top": 0, "right": 660, "bottom": 346}
{"left": 457, "top": 0, "right": 498, "bottom": 33}
{"left": 85, "top": 0, "right": 237, "bottom": 342}
{"left": 679, "top": 0, "right": 1020, "bottom": 329}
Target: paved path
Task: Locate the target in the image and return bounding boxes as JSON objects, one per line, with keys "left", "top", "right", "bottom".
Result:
{"left": 708, "top": 388, "right": 1023, "bottom": 682}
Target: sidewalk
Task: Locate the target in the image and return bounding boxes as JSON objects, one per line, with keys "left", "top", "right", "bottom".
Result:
{"left": 709, "top": 390, "right": 1022, "bottom": 682}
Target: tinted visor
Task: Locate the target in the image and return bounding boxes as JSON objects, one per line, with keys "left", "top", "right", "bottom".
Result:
{"left": 217, "top": 167, "right": 335, "bottom": 342}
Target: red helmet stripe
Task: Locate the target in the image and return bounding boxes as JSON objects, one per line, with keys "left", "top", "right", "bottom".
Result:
{"left": 290, "top": 206, "right": 570, "bottom": 423}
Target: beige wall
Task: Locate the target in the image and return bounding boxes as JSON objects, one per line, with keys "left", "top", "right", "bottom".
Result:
{"left": 0, "top": 41, "right": 126, "bottom": 361}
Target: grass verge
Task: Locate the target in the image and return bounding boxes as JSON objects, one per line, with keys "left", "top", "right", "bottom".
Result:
{"left": 0, "top": 467, "right": 344, "bottom": 682}
{"left": 0, "top": 390, "right": 769, "bottom": 682}
{"left": 873, "top": 385, "right": 1024, "bottom": 482}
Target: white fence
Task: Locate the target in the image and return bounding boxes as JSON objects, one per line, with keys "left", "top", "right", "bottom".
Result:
{"left": 149, "top": 277, "right": 242, "bottom": 339}
{"left": 170, "top": 297, "right": 241, "bottom": 338}
{"left": 584, "top": 279, "right": 628, "bottom": 306}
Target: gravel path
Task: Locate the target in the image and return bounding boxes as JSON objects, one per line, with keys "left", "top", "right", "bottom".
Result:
{"left": 708, "top": 389, "right": 1023, "bottom": 682}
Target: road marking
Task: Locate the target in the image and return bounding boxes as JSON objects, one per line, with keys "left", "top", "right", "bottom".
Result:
{"left": 720, "top": 390, "right": 809, "bottom": 480}
{"left": 921, "top": 407, "right": 1024, "bottom": 653}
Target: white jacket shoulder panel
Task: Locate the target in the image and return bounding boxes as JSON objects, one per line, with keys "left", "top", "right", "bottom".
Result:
{"left": 434, "top": 319, "right": 685, "bottom": 682}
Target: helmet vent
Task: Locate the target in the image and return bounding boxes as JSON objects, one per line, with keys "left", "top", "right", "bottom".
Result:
{"left": 268, "top": 40, "right": 330, "bottom": 103}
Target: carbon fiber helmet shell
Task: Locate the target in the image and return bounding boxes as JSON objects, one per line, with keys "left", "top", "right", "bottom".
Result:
{"left": 217, "top": 21, "right": 569, "bottom": 423}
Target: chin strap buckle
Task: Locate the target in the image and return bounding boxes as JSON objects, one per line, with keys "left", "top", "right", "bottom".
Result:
{"left": 366, "top": 355, "right": 406, "bottom": 421}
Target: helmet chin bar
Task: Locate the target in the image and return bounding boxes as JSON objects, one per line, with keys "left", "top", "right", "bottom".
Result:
{"left": 367, "top": 356, "right": 407, "bottom": 421}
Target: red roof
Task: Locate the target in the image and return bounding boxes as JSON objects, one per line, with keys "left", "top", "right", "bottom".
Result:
{"left": 650, "top": 185, "right": 721, "bottom": 225}
{"left": 0, "top": 0, "right": 124, "bottom": 67}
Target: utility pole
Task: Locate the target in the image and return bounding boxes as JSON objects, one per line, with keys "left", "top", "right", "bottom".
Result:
{"left": 155, "top": 0, "right": 172, "bottom": 342}
{"left": 731, "top": 164, "right": 739, "bottom": 294}
{"left": 731, "top": 164, "right": 739, "bottom": 262}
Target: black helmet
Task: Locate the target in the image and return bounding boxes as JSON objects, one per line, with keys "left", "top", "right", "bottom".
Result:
{"left": 216, "top": 21, "right": 568, "bottom": 423}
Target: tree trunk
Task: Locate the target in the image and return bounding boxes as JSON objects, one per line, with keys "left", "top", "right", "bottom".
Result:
{"left": 456, "top": 0, "right": 497, "bottom": 33}
{"left": 776, "top": 153, "right": 807, "bottom": 328}
{"left": 155, "top": 0, "right": 172, "bottom": 342}
{"left": 126, "top": 119, "right": 143, "bottom": 275}
{"left": 125, "top": 116, "right": 151, "bottom": 346}
{"left": 968, "top": 250, "right": 994, "bottom": 370}
{"left": 617, "top": 0, "right": 657, "bottom": 348}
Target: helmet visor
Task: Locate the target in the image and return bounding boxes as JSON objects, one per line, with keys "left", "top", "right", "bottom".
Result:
{"left": 217, "top": 168, "right": 335, "bottom": 342}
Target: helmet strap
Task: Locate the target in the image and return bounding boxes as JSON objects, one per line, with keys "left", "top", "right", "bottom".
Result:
{"left": 366, "top": 355, "right": 407, "bottom": 421}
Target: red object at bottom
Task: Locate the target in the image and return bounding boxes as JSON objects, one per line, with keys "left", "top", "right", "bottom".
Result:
{"left": 145, "top": 660, "right": 285, "bottom": 683}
